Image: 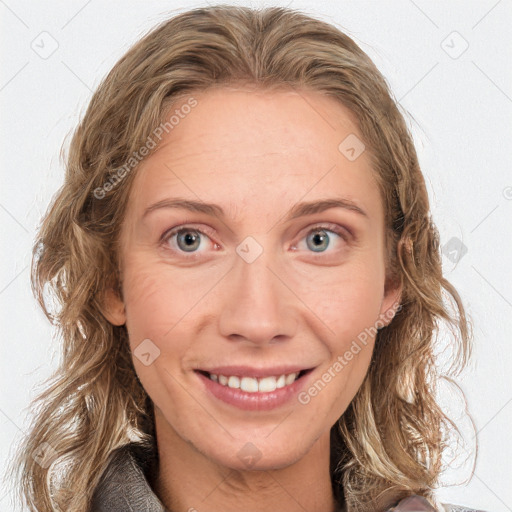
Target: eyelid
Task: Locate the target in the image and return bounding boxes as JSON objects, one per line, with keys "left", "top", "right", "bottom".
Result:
{"left": 160, "top": 221, "right": 351, "bottom": 258}
{"left": 161, "top": 222, "right": 215, "bottom": 239}
{"left": 160, "top": 222, "right": 217, "bottom": 242}
{"left": 160, "top": 221, "right": 350, "bottom": 242}
{"left": 301, "top": 222, "right": 351, "bottom": 241}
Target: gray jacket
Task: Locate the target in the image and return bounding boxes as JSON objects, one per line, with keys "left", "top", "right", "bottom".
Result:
{"left": 89, "top": 443, "right": 486, "bottom": 512}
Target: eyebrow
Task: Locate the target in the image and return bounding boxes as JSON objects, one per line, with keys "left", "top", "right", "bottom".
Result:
{"left": 143, "top": 197, "right": 369, "bottom": 221}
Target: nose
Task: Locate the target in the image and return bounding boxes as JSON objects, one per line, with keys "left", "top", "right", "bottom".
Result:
{"left": 218, "top": 247, "right": 298, "bottom": 346}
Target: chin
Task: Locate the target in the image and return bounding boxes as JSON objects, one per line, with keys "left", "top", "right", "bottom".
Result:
{"left": 218, "top": 446, "right": 305, "bottom": 472}
{"left": 199, "top": 432, "right": 315, "bottom": 472}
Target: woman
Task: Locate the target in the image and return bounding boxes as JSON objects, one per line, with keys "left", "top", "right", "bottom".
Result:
{"left": 10, "top": 5, "right": 484, "bottom": 512}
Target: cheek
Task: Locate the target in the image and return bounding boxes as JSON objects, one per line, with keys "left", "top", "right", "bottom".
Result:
{"left": 121, "top": 264, "right": 192, "bottom": 411}
{"left": 300, "top": 257, "right": 384, "bottom": 339}
{"left": 121, "top": 258, "right": 215, "bottom": 387}
{"left": 296, "top": 259, "right": 382, "bottom": 407}
{"left": 123, "top": 267, "right": 170, "bottom": 340}
{"left": 122, "top": 256, "right": 208, "bottom": 341}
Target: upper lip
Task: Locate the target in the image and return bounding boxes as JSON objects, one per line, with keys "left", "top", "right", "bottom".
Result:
{"left": 195, "top": 365, "right": 315, "bottom": 378}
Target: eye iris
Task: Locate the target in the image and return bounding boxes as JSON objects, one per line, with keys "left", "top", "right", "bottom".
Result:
{"left": 172, "top": 228, "right": 336, "bottom": 253}
{"left": 307, "top": 229, "right": 330, "bottom": 252}
{"left": 177, "top": 230, "right": 201, "bottom": 252}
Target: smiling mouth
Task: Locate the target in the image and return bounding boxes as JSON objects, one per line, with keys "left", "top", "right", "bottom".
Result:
{"left": 195, "top": 369, "right": 312, "bottom": 393}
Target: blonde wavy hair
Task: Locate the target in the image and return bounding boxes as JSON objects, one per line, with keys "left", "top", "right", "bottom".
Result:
{"left": 9, "top": 4, "right": 474, "bottom": 512}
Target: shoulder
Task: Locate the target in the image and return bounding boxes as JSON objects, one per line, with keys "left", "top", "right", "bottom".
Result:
{"left": 440, "top": 504, "right": 488, "bottom": 512}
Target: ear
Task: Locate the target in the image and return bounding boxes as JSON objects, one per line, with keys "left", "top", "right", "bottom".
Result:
{"left": 100, "top": 287, "right": 126, "bottom": 326}
{"left": 378, "top": 274, "right": 402, "bottom": 328}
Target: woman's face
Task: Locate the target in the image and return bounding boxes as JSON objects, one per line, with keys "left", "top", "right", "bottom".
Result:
{"left": 104, "top": 87, "right": 401, "bottom": 471}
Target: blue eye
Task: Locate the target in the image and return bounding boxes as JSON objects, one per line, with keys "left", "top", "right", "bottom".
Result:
{"left": 161, "top": 223, "right": 348, "bottom": 258}
{"left": 306, "top": 228, "right": 335, "bottom": 252}
{"left": 175, "top": 229, "right": 202, "bottom": 252}
{"left": 298, "top": 224, "right": 348, "bottom": 253}
{"left": 162, "top": 226, "right": 215, "bottom": 256}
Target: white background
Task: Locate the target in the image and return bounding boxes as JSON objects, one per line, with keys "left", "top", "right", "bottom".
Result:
{"left": 1, "top": 1, "right": 511, "bottom": 511}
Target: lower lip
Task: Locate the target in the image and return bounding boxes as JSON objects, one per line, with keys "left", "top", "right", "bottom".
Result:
{"left": 195, "top": 370, "right": 313, "bottom": 411}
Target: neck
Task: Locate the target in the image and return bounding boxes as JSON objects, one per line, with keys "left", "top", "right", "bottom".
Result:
{"left": 152, "top": 408, "right": 340, "bottom": 512}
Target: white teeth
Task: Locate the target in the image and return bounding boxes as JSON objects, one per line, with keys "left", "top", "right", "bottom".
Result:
{"left": 285, "top": 373, "right": 297, "bottom": 386}
{"left": 240, "top": 376, "right": 259, "bottom": 392}
{"left": 209, "top": 371, "right": 300, "bottom": 392}
{"left": 258, "top": 376, "right": 277, "bottom": 392}
{"left": 228, "top": 376, "right": 240, "bottom": 389}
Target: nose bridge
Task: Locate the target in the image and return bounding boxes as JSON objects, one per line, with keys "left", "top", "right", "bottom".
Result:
{"left": 218, "top": 240, "right": 296, "bottom": 345}
{"left": 238, "top": 244, "right": 278, "bottom": 301}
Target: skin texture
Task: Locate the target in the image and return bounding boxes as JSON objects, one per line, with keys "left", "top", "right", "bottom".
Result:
{"left": 103, "top": 87, "right": 402, "bottom": 512}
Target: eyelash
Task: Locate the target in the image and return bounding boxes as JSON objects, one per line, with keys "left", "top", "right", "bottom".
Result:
{"left": 160, "top": 222, "right": 350, "bottom": 258}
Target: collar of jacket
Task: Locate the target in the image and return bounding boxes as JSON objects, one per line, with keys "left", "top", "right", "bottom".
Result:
{"left": 90, "top": 442, "right": 166, "bottom": 512}
{"left": 89, "top": 442, "right": 484, "bottom": 512}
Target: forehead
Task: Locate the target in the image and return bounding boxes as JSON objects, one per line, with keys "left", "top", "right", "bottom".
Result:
{"left": 125, "top": 87, "right": 383, "bottom": 227}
